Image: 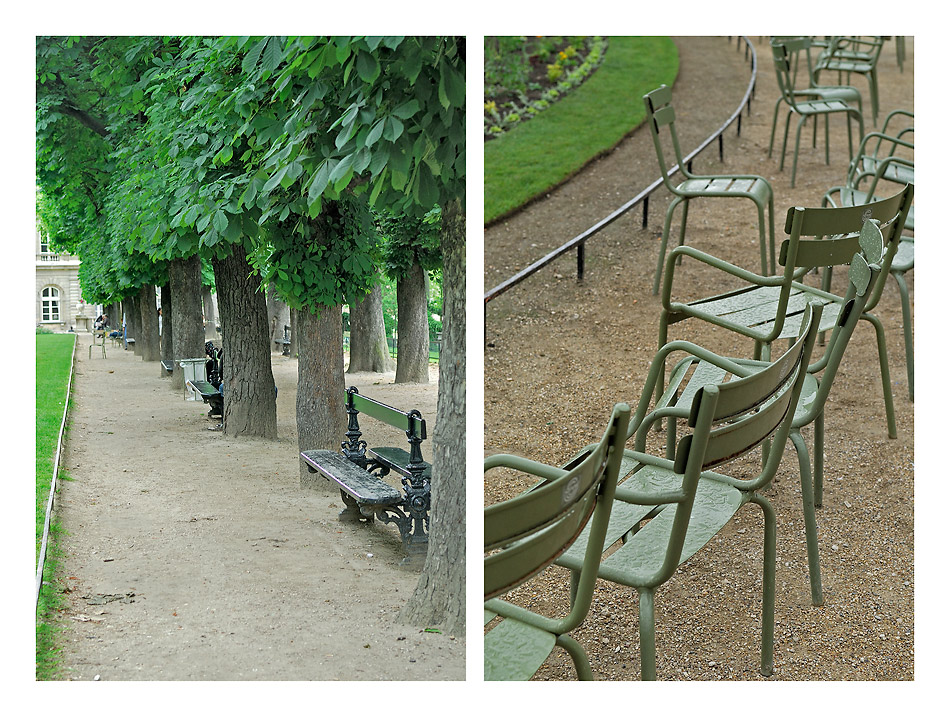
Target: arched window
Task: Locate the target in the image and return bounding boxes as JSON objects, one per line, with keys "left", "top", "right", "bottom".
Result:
{"left": 41, "top": 286, "right": 61, "bottom": 322}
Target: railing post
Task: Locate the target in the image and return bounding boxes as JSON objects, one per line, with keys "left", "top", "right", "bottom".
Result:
{"left": 642, "top": 194, "right": 649, "bottom": 229}
{"left": 577, "top": 241, "right": 585, "bottom": 282}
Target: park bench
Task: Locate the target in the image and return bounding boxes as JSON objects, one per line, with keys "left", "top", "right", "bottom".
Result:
{"left": 161, "top": 360, "right": 174, "bottom": 375}
{"left": 186, "top": 342, "right": 224, "bottom": 420}
{"left": 300, "top": 386, "right": 431, "bottom": 560}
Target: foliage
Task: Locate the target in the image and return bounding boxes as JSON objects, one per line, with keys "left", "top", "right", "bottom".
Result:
{"left": 36, "top": 36, "right": 465, "bottom": 314}
{"left": 484, "top": 37, "right": 606, "bottom": 139}
{"left": 484, "top": 36, "right": 678, "bottom": 223}
{"left": 376, "top": 205, "right": 442, "bottom": 280}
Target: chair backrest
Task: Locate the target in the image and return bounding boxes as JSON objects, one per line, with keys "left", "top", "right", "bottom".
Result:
{"left": 780, "top": 184, "right": 913, "bottom": 312}
{"left": 653, "top": 300, "right": 823, "bottom": 585}
{"left": 800, "top": 219, "right": 886, "bottom": 419}
{"left": 643, "top": 84, "right": 691, "bottom": 193}
{"left": 484, "top": 403, "right": 631, "bottom": 601}
{"left": 771, "top": 38, "right": 813, "bottom": 108}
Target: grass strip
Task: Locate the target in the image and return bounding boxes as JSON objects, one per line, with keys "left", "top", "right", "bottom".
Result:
{"left": 484, "top": 36, "right": 679, "bottom": 224}
{"left": 36, "top": 332, "right": 76, "bottom": 679}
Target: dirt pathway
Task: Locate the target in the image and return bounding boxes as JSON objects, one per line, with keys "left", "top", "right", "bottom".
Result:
{"left": 54, "top": 333, "right": 463, "bottom": 680}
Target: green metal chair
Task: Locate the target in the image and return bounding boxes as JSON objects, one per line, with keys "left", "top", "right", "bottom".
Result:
{"left": 643, "top": 84, "right": 775, "bottom": 294}
{"left": 769, "top": 38, "right": 865, "bottom": 188}
{"left": 812, "top": 36, "right": 885, "bottom": 125}
{"left": 652, "top": 220, "right": 890, "bottom": 608}
{"left": 822, "top": 115, "right": 914, "bottom": 399}
{"left": 657, "top": 185, "right": 913, "bottom": 441}
{"left": 553, "top": 301, "right": 823, "bottom": 680}
{"left": 484, "top": 403, "right": 631, "bottom": 681}
{"left": 768, "top": 37, "right": 864, "bottom": 163}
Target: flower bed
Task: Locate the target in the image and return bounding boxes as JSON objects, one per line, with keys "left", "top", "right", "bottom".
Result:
{"left": 484, "top": 36, "right": 608, "bottom": 140}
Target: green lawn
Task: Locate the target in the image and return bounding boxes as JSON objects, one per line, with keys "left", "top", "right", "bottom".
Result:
{"left": 36, "top": 332, "right": 76, "bottom": 680}
{"left": 484, "top": 36, "right": 679, "bottom": 224}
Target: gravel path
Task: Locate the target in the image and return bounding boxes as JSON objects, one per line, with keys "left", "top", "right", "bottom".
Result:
{"left": 484, "top": 36, "right": 914, "bottom": 681}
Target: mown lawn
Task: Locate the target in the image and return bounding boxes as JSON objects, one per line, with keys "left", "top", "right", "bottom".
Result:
{"left": 484, "top": 36, "right": 679, "bottom": 224}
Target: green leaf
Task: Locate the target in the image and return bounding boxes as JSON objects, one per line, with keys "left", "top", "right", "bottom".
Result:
{"left": 366, "top": 118, "right": 385, "bottom": 147}
{"left": 307, "top": 158, "right": 336, "bottom": 204}
{"left": 213, "top": 210, "right": 228, "bottom": 234}
{"left": 242, "top": 37, "right": 267, "bottom": 75}
{"left": 263, "top": 164, "right": 289, "bottom": 193}
{"left": 356, "top": 51, "right": 380, "bottom": 83}
{"left": 392, "top": 99, "right": 420, "bottom": 119}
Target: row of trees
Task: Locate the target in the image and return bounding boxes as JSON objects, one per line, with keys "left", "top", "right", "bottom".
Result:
{"left": 36, "top": 36, "right": 465, "bottom": 633}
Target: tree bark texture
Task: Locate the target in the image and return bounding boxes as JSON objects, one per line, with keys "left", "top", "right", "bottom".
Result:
{"left": 136, "top": 284, "right": 161, "bottom": 362}
{"left": 399, "top": 199, "right": 466, "bottom": 635}
{"left": 394, "top": 261, "right": 430, "bottom": 384}
{"left": 167, "top": 255, "right": 206, "bottom": 392}
{"left": 211, "top": 245, "right": 278, "bottom": 440}
{"left": 289, "top": 308, "right": 299, "bottom": 358}
{"left": 347, "top": 282, "right": 394, "bottom": 374}
{"left": 296, "top": 303, "right": 345, "bottom": 488}
{"left": 159, "top": 284, "right": 173, "bottom": 378}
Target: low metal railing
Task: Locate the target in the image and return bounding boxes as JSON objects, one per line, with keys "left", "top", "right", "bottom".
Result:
{"left": 484, "top": 36, "right": 758, "bottom": 307}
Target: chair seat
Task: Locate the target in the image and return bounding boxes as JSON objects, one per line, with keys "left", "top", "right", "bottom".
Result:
{"left": 484, "top": 610, "right": 558, "bottom": 681}
{"left": 891, "top": 238, "right": 914, "bottom": 272}
{"left": 557, "top": 455, "right": 746, "bottom": 587}
{"left": 677, "top": 175, "right": 771, "bottom": 200}
{"left": 859, "top": 156, "right": 914, "bottom": 185}
{"left": 793, "top": 97, "right": 855, "bottom": 115}
{"left": 675, "top": 282, "right": 843, "bottom": 343}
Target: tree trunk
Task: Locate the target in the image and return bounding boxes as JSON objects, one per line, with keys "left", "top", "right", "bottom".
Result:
{"left": 297, "top": 303, "right": 345, "bottom": 487}
{"left": 137, "top": 284, "right": 161, "bottom": 362}
{"left": 168, "top": 255, "right": 206, "bottom": 392}
{"left": 126, "top": 294, "right": 141, "bottom": 355}
{"left": 399, "top": 198, "right": 465, "bottom": 635}
{"left": 394, "top": 261, "right": 430, "bottom": 384}
{"left": 289, "top": 308, "right": 298, "bottom": 358}
{"left": 202, "top": 286, "right": 217, "bottom": 339}
{"left": 347, "top": 282, "right": 394, "bottom": 374}
{"left": 211, "top": 245, "right": 278, "bottom": 439}
{"left": 160, "top": 284, "right": 173, "bottom": 378}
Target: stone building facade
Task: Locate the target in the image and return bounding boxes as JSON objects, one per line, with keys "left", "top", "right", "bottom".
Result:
{"left": 35, "top": 230, "right": 95, "bottom": 332}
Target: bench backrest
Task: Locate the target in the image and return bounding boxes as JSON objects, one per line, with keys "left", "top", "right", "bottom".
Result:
{"left": 348, "top": 388, "right": 426, "bottom": 440}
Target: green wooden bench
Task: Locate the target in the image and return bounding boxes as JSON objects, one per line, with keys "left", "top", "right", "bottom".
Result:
{"left": 300, "top": 386, "right": 430, "bottom": 559}
{"left": 186, "top": 379, "right": 223, "bottom": 419}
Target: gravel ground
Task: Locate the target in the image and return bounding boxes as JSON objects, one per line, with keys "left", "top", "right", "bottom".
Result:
{"left": 483, "top": 36, "right": 914, "bottom": 681}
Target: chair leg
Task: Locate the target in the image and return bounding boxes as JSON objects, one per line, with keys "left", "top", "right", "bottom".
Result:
{"left": 893, "top": 271, "right": 913, "bottom": 401}
{"left": 556, "top": 634, "right": 595, "bottom": 680}
{"left": 779, "top": 112, "right": 793, "bottom": 171}
{"left": 638, "top": 588, "right": 657, "bottom": 681}
{"left": 790, "top": 429, "right": 824, "bottom": 607}
{"left": 676, "top": 199, "right": 690, "bottom": 261}
{"left": 653, "top": 198, "right": 682, "bottom": 295}
{"left": 814, "top": 410, "right": 825, "bottom": 509}
{"left": 862, "top": 312, "right": 897, "bottom": 438}
{"left": 749, "top": 493, "right": 776, "bottom": 676}
{"left": 768, "top": 100, "right": 782, "bottom": 158}
{"left": 791, "top": 115, "right": 807, "bottom": 188}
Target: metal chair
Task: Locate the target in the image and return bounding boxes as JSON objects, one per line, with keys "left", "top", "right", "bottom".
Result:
{"left": 643, "top": 84, "right": 775, "bottom": 294}
{"left": 822, "top": 114, "right": 914, "bottom": 399}
{"left": 484, "top": 403, "right": 631, "bottom": 680}
{"left": 657, "top": 186, "right": 913, "bottom": 441}
{"left": 553, "top": 301, "right": 823, "bottom": 679}
{"left": 769, "top": 38, "right": 865, "bottom": 187}
{"left": 812, "top": 36, "right": 885, "bottom": 125}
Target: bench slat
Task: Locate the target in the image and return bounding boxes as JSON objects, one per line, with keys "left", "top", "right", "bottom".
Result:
{"left": 300, "top": 449, "right": 402, "bottom": 506}
{"left": 369, "top": 446, "right": 432, "bottom": 479}
{"left": 351, "top": 392, "right": 427, "bottom": 439}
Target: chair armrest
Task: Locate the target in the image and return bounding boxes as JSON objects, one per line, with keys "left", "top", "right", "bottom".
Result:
{"left": 484, "top": 454, "right": 568, "bottom": 483}
{"left": 660, "top": 245, "right": 782, "bottom": 311}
